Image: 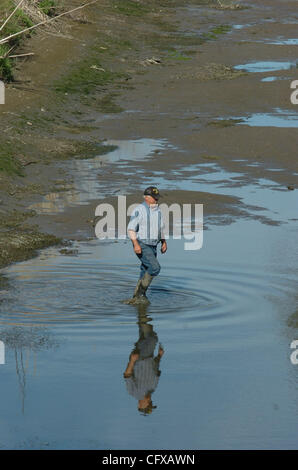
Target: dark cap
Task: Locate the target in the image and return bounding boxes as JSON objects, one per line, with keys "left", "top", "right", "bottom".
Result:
{"left": 144, "top": 186, "right": 161, "bottom": 200}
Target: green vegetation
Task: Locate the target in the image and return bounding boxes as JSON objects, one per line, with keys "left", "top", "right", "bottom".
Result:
{"left": 150, "top": 18, "right": 178, "bottom": 33}
{"left": 54, "top": 140, "right": 118, "bottom": 161}
{"left": 54, "top": 56, "right": 126, "bottom": 95}
{"left": 38, "top": 0, "right": 58, "bottom": 16}
{"left": 112, "top": 0, "right": 150, "bottom": 17}
{"left": 53, "top": 33, "right": 132, "bottom": 99}
{"left": 0, "top": 45, "right": 14, "bottom": 81}
{"left": 167, "top": 50, "right": 192, "bottom": 61}
{"left": 202, "top": 24, "right": 231, "bottom": 40}
{"left": 91, "top": 93, "right": 124, "bottom": 113}
{"left": 0, "top": 141, "right": 23, "bottom": 176}
{"left": 0, "top": 0, "right": 60, "bottom": 81}
{"left": 0, "top": 1, "right": 34, "bottom": 81}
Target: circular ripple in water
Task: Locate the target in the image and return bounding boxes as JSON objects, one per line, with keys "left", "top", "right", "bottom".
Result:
{"left": 0, "top": 251, "right": 283, "bottom": 331}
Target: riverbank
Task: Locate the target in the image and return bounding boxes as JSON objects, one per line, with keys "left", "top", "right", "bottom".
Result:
{"left": 0, "top": 0, "right": 297, "bottom": 268}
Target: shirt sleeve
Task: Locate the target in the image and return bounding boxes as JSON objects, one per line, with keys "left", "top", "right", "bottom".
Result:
{"left": 127, "top": 205, "right": 142, "bottom": 233}
{"left": 160, "top": 211, "right": 165, "bottom": 239}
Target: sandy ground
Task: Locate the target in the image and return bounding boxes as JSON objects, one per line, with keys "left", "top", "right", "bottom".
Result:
{"left": 0, "top": 0, "right": 297, "bottom": 262}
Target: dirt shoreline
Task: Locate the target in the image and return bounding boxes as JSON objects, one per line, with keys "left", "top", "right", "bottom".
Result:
{"left": 0, "top": 0, "right": 297, "bottom": 268}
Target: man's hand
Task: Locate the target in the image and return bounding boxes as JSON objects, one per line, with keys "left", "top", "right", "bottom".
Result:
{"left": 133, "top": 242, "right": 142, "bottom": 254}
{"left": 161, "top": 240, "right": 167, "bottom": 254}
{"left": 130, "top": 352, "right": 139, "bottom": 363}
{"left": 128, "top": 230, "right": 142, "bottom": 254}
{"left": 158, "top": 345, "right": 164, "bottom": 358}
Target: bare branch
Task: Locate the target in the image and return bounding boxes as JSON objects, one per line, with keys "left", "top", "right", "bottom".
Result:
{"left": 0, "top": 52, "right": 35, "bottom": 59}
{"left": 0, "top": 0, "right": 100, "bottom": 45}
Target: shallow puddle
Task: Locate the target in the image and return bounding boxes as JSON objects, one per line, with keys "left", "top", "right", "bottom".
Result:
{"left": 0, "top": 211, "right": 297, "bottom": 448}
{"left": 143, "top": 163, "right": 296, "bottom": 224}
{"left": 213, "top": 108, "right": 298, "bottom": 129}
{"left": 29, "top": 138, "right": 176, "bottom": 214}
{"left": 261, "top": 76, "right": 290, "bottom": 82}
{"left": 234, "top": 61, "right": 297, "bottom": 72}
{"left": 236, "top": 109, "right": 298, "bottom": 128}
{"left": 266, "top": 38, "right": 298, "bottom": 45}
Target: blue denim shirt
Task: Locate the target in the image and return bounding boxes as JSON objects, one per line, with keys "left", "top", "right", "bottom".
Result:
{"left": 127, "top": 201, "right": 164, "bottom": 246}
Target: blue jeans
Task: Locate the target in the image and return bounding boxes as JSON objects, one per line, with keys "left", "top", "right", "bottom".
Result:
{"left": 137, "top": 241, "right": 161, "bottom": 279}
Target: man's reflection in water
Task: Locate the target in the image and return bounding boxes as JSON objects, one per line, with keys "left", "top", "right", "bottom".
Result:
{"left": 123, "top": 305, "right": 164, "bottom": 415}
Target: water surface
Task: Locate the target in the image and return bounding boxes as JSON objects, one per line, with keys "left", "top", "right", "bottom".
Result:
{"left": 1, "top": 143, "right": 298, "bottom": 448}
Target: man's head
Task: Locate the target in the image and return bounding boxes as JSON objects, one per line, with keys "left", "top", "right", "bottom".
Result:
{"left": 143, "top": 186, "right": 161, "bottom": 204}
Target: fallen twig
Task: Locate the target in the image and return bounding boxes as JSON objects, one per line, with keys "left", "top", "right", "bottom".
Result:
{"left": 0, "top": 52, "right": 35, "bottom": 59}
{"left": 0, "top": 0, "right": 100, "bottom": 45}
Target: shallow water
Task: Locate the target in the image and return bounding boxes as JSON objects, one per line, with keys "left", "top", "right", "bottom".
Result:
{"left": 29, "top": 138, "right": 176, "bottom": 214}
{"left": 237, "top": 109, "right": 298, "bottom": 128}
{"left": 0, "top": 215, "right": 298, "bottom": 449}
{"left": 213, "top": 109, "right": 298, "bottom": 129}
{"left": 261, "top": 76, "right": 290, "bottom": 82}
{"left": 234, "top": 61, "right": 297, "bottom": 73}
{"left": 266, "top": 38, "right": 298, "bottom": 45}
{"left": 1, "top": 134, "right": 298, "bottom": 448}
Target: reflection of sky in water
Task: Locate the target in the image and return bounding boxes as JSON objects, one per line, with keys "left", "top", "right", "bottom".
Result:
{"left": 260, "top": 76, "right": 291, "bottom": 82}
{"left": 234, "top": 61, "right": 297, "bottom": 72}
{"left": 267, "top": 38, "right": 298, "bottom": 45}
{"left": 100, "top": 138, "right": 173, "bottom": 163}
{"left": 233, "top": 24, "right": 247, "bottom": 30}
{"left": 248, "top": 38, "right": 298, "bottom": 46}
{"left": 29, "top": 139, "right": 297, "bottom": 224}
{"left": 214, "top": 109, "right": 298, "bottom": 128}
{"left": 236, "top": 109, "right": 298, "bottom": 128}
{"left": 143, "top": 164, "right": 297, "bottom": 223}
{"left": 29, "top": 139, "right": 176, "bottom": 214}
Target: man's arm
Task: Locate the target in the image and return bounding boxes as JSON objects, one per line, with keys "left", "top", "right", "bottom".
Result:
{"left": 160, "top": 214, "right": 167, "bottom": 253}
{"left": 124, "top": 352, "right": 139, "bottom": 378}
{"left": 128, "top": 229, "right": 142, "bottom": 254}
{"left": 154, "top": 345, "right": 164, "bottom": 376}
{"left": 127, "top": 207, "right": 142, "bottom": 254}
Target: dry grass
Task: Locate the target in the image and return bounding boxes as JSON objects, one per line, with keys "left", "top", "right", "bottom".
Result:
{"left": 0, "top": 1, "right": 71, "bottom": 80}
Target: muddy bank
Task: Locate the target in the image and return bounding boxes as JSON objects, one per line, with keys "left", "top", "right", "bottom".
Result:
{"left": 0, "top": 0, "right": 297, "bottom": 266}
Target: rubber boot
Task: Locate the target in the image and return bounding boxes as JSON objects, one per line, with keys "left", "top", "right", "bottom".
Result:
{"left": 140, "top": 272, "right": 153, "bottom": 295}
{"left": 133, "top": 272, "right": 153, "bottom": 301}
{"left": 133, "top": 279, "right": 142, "bottom": 298}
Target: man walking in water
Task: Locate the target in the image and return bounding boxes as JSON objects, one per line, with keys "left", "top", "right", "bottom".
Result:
{"left": 127, "top": 186, "right": 167, "bottom": 303}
